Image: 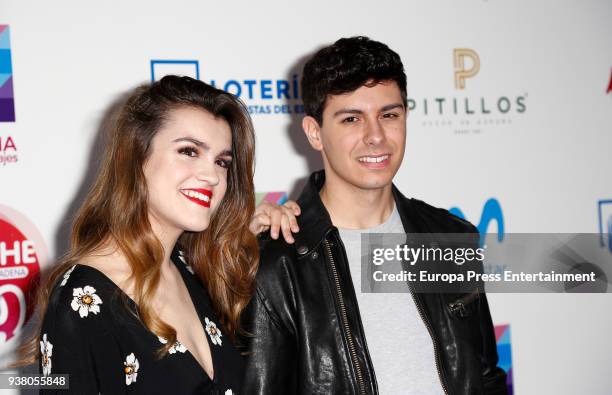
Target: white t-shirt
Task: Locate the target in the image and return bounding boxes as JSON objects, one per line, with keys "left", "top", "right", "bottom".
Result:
{"left": 338, "top": 205, "right": 445, "bottom": 395}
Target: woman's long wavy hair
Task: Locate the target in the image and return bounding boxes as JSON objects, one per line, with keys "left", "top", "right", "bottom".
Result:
{"left": 18, "top": 75, "right": 259, "bottom": 363}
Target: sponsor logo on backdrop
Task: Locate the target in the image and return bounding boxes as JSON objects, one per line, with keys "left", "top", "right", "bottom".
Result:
{"left": 494, "top": 324, "right": 514, "bottom": 395}
{"left": 150, "top": 60, "right": 200, "bottom": 81}
{"left": 607, "top": 68, "right": 612, "bottom": 95}
{"left": 449, "top": 198, "right": 505, "bottom": 243}
{"left": 150, "top": 60, "right": 302, "bottom": 116}
{"left": 450, "top": 198, "right": 506, "bottom": 276}
{"left": 0, "top": 205, "right": 46, "bottom": 344}
{"left": 597, "top": 200, "right": 612, "bottom": 254}
{"left": 0, "top": 25, "right": 15, "bottom": 122}
{"left": 255, "top": 192, "right": 288, "bottom": 206}
{"left": 454, "top": 48, "right": 480, "bottom": 90}
{"left": 0, "top": 134, "right": 17, "bottom": 165}
{"left": 408, "top": 48, "right": 527, "bottom": 134}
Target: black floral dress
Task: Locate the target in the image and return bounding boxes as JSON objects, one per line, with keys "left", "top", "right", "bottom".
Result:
{"left": 39, "top": 248, "right": 243, "bottom": 394}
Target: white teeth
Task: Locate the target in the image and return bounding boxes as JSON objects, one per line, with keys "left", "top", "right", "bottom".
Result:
{"left": 359, "top": 155, "right": 389, "bottom": 163}
{"left": 182, "top": 190, "right": 211, "bottom": 203}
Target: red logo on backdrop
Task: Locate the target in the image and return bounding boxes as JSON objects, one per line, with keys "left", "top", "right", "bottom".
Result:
{"left": 607, "top": 68, "right": 612, "bottom": 95}
{"left": 0, "top": 205, "right": 46, "bottom": 345}
{"left": 0, "top": 135, "right": 18, "bottom": 166}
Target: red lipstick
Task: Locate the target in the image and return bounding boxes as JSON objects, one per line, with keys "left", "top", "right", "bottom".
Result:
{"left": 180, "top": 188, "right": 212, "bottom": 208}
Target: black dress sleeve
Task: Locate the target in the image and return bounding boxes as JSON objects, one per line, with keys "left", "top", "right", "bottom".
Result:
{"left": 39, "top": 267, "right": 125, "bottom": 394}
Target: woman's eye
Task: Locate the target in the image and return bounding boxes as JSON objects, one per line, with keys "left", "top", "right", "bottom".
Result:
{"left": 216, "top": 159, "right": 231, "bottom": 169}
{"left": 178, "top": 146, "right": 198, "bottom": 157}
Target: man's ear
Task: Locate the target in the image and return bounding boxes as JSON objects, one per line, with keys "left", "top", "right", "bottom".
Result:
{"left": 302, "top": 116, "right": 323, "bottom": 151}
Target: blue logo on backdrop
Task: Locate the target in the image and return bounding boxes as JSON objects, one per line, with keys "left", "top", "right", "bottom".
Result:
{"left": 150, "top": 60, "right": 200, "bottom": 81}
{"left": 149, "top": 59, "right": 302, "bottom": 116}
{"left": 597, "top": 200, "right": 612, "bottom": 254}
{"left": 449, "top": 198, "right": 505, "bottom": 247}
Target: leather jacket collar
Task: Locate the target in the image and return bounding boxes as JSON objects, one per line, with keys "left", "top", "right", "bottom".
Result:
{"left": 293, "top": 169, "right": 419, "bottom": 257}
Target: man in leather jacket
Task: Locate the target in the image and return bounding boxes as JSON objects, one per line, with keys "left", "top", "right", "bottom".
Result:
{"left": 241, "top": 36, "right": 507, "bottom": 394}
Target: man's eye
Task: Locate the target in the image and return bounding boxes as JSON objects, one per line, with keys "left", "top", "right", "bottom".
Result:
{"left": 178, "top": 146, "right": 198, "bottom": 157}
{"left": 342, "top": 116, "right": 359, "bottom": 123}
{"left": 216, "top": 159, "right": 232, "bottom": 169}
{"left": 382, "top": 112, "right": 399, "bottom": 119}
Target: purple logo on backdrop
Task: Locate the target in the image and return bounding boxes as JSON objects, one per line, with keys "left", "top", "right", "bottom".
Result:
{"left": 0, "top": 25, "right": 15, "bottom": 122}
{"left": 597, "top": 200, "right": 612, "bottom": 254}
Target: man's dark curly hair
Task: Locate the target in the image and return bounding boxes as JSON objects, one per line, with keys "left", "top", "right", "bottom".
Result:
{"left": 301, "top": 36, "right": 407, "bottom": 125}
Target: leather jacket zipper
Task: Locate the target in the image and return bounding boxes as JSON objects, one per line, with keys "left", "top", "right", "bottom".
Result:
{"left": 323, "top": 239, "right": 367, "bottom": 395}
{"left": 407, "top": 283, "right": 450, "bottom": 395}
{"left": 448, "top": 289, "right": 480, "bottom": 317}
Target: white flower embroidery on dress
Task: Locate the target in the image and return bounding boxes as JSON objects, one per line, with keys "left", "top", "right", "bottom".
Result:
{"left": 40, "top": 333, "right": 53, "bottom": 376}
{"left": 225, "top": 390, "right": 234, "bottom": 395}
{"left": 205, "top": 317, "right": 222, "bottom": 346}
{"left": 178, "top": 250, "right": 194, "bottom": 274}
{"left": 60, "top": 265, "right": 76, "bottom": 286}
{"left": 70, "top": 286, "right": 102, "bottom": 318}
{"left": 158, "top": 336, "right": 187, "bottom": 354}
{"left": 124, "top": 352, "right": 139, "bottom": 385}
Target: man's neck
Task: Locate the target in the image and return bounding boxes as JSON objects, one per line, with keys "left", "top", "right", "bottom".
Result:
{"left": 319, "top": 175, "right": 395, "bottom": 230}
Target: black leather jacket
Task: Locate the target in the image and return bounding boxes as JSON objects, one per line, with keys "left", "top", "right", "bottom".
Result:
{"left": 241, "top": 171, "right": 507, "bottom": 394}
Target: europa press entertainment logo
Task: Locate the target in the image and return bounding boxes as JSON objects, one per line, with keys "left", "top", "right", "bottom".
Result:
{"left": 0, "top": 205, "right": 46, "bottom": 345}
{"left": 409, "top": 49, "right": 527, "bottom": 134}
{"left": 150, "top": 60, "right": 304, "bottom": 116}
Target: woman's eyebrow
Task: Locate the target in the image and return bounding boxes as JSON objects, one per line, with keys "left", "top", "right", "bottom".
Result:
{"left": 173, "top": 137, "right": 232, "bottom": 157}
{"left": 172, "top": 136, "right": 208, "bottom": 148}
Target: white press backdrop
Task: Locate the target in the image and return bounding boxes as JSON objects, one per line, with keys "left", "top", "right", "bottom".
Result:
{"left": 1, "top": 1, "right": 612, "bottom": 393}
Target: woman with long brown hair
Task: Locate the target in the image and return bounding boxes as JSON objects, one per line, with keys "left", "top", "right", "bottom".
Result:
{"left": 17, "top": 75, "right": 298, "bottom": 394}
